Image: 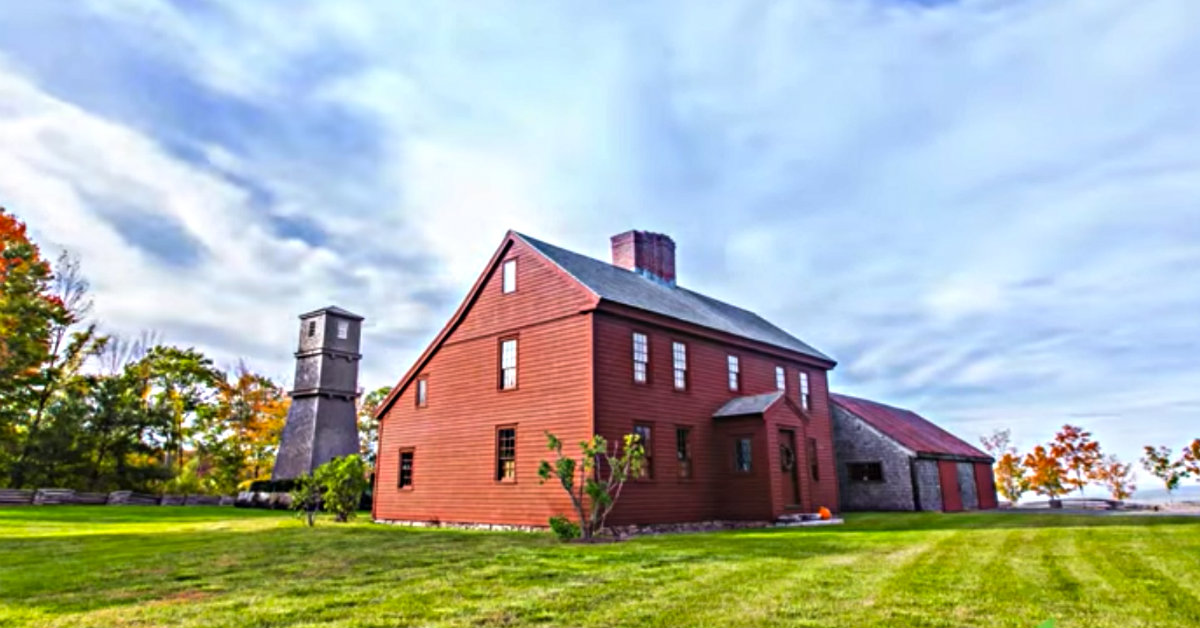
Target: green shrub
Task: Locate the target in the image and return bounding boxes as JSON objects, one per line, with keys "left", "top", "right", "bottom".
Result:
{"left": 314, "top": 455, "right": 369, "bottom": 523}
{"left": 548, "top": 514, "right": 581, "bottom": 541}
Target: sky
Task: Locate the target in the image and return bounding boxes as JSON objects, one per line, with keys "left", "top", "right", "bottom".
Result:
{"left": 0, "top": 0, "right": 1198, "bottom": 474}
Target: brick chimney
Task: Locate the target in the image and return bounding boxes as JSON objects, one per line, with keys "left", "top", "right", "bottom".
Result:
{"left": 610, "top": 230, "right": 676, "bottom": 286}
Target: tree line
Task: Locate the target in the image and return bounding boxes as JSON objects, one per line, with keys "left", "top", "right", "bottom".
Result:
{"left": 981, "top": 425, "right": 1200, "bottom": 504}
{"left": 0, "top": 208, "right": 385, "bottom": 495}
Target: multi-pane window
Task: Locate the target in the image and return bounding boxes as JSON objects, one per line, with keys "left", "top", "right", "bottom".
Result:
{"left": 502, "top": 259, "right": 517, "bottom": 294}
{"left": 848, "top": 462, "right": 884, "bottom": 482}
{"left": 727, "top": 355, "right": 740, "bottom": 392}
{"left": 632, "top": 333, "right": 649, "bottom": 384}
{"left": 672, "top": 342, "right": 687, "bottom": 390}
{"left": 634, "top": 424, "right": 653, "bottom": 479}
{"left": 336, "top": 320, "right": 349, "bottom": 340}
{"left": 496, "top": 427, "right": 516, "bottom": 481}
{"left": 416, "top": 378, "right": 428, "bottom": 408}
{"left": 500, "top": 338, "right": 518, "bottom": 389}
{"left": 799, "top": 372, "right": 811, "bottom": 411}
{"left": 398, "top": 450, "right": 414, "bottom": 488}
{"left": 735, "top": 438, "right": 753, "bottom": 472}
{"left": 676, "top": 427, "right": 692, "bottom": 479}
{"left": 307, "top": 320, "right": 317, "bottom": 338}
{"left": 808, "top": 438, "right": 820, "bottom": 481}
{"left": 775, "top": 366, "right": 786, "bottom": 391}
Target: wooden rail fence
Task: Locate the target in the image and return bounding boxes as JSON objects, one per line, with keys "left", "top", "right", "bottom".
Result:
{"left": 0, "top": 488, "right": 234, "bottom": 507}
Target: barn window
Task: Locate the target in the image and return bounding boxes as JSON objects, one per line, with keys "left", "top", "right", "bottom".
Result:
{"left": 632, "top": 332, "right": 649, "bottom": 384}
{"left": 848, "top": 462, "right": 884, "bottom": 482}
{"left": 735, "top": 438, "right": 752, "bottom": 472}
{"left": 727, "top": 355, "right": 740, "bottom": 392}
{"left": 398, "top": 450, "right": 414, "bottom": 488}
{"left": 799, "top": 372, "right": 811, "bottom": 411}
{"left": 808, "top": 438, "right": 820, "bottom": 481}
{"left": 502, "top": 259, "right": 517, "bottom": 294}
{"left": 499, "top": 338, "right": 518, "bottom": 390}
{"left": 415, "top": 378, "right": 428, "bottom": 408}
{"left": 307, "top": 320, "right": 317, "bottom": 338}
{"left": 672, "top": 342, "right": 687, "bottom": 390}
{"left": 496, "top": 427, "right": 517, "bottom": 481}
{"left": 775, "top": 366, "right": 786, "bottom": 391}
{"left": 634, "top": 423, "right": 653, "bottom": 479}
{"left": 336, "top": 320, "right": 349, "bottom": 340}
{"left": 676, "top": 427, "right": 692, "bottom": 479}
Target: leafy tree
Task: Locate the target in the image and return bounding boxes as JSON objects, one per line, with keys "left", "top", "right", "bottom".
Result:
{"left": 538, "top": 432, "right": 645, "bottom": 540}
{"left": 1182, "top": 439, "right": 1200, "bottom": 480}
{"left": 290, "top": 474, "right": 322, "bottom": 527}
{"left": 994, "top": 451, "right": 1029, "bottom": 504}
{"left": 314, "top": 455, "right": 369, "bottom": 523}
{"left": 1050, "top": 424, "right": 1102, "bottom": 496}
{"left": 979, "top": 429, "right": 1012, "bottom": 460}
{"left": 1093, "top": 454, "right": 1136, "bottom": 501}
{"left": 1023, "top": 445, "right": 1068, "bottom": 505}
{"left": 357, "top": 385, "right": 391, "bottom": 470}
{"left": 9, "top": 252, "right": 107, "bottom": 487}
{"left": 980, "top": 429, "right": 1027, "bottom": 503}
{"left": 135, "top": 346, "right": 223, "bottom": 473}
{"left": 1141, "top": 445, "right": 1187, "bottom": 501}
{"left": 0, "top": 208, "right": 71, "bottom": 480}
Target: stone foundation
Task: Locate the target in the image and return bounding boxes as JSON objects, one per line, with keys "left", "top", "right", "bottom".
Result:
{"left": 373, "top": 519, "right": 547, "bottom": 533}
{"left": 375, "top": 517, "right": 843, "bottom": 538}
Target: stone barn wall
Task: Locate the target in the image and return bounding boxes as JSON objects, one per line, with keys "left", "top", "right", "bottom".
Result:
{"left": 831, "top": 405, "right": 915, "bottom": 511}
{"left": 913, "top": 459, "right": 943, "bottom": 511}
{"left": 956, "top": 462, "right": 979, "bottom": 510}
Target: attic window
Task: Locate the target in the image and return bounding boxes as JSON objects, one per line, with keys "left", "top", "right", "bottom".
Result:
{"left": 775, "top": 366, "right": 786, "bottom": 391}
{"left": 336, "top": 320, "right": 349, "bottom": 340}
{"left": 502, "top": 259, "right": 517, "bottom": 294}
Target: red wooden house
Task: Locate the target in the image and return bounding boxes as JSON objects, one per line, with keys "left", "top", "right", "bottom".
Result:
{"left": 372, "top": 230, "right": 840, "bottom": 528}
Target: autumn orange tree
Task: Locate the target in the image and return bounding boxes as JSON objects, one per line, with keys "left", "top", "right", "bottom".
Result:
{"left": 1050, "top": 424, "right": 1102, "bottom": 496}
{"left": 1023, "top": 444, "right": 1068, "bottom": 505}
{"left": 979, "top": 429, "right": 1027, "bottom": 503}
{"left": 0, "top": 208, "right": 73, "bottom": 483}
{"left": 1093, "top": 454, "right": 1136, "bottom": 501}
{"left": 1182, "top": 439, "right": 1200, "bottom": 480}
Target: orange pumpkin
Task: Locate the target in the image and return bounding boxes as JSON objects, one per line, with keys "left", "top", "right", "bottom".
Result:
{"left": 818, "top": 506, "right": 832, "bottom": 520}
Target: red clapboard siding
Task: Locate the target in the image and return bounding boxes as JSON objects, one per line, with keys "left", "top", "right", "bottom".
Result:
{"left": 374, "top": 238, "right": 595, "bottom": 527}
{"left": 974, "top": 462, "right": 998, "bottom": 509}
{"left": 593, "top": 311, "right": 839, "bottom": 525}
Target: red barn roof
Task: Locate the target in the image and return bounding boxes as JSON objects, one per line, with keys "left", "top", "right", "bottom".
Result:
{"left": 831, "top": 393, "right": 991, "bottom": 461}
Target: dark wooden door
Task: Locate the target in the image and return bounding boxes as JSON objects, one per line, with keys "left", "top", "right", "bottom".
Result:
{"left": 779, "top": 429, "right": 801, "bottom": 506}
{"left": 938, "top": 460, "right": 963, "bottom": 512}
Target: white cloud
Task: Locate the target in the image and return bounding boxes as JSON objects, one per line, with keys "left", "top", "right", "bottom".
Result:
{"left": 1, "top": 0, "right": 1198, "bottom": 468}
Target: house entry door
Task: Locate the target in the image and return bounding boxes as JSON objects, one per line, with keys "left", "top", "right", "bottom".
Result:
{"left": 779, "top": 429, "right": 801, "bottom": 506}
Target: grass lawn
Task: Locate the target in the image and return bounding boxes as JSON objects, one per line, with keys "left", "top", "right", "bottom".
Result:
{"left": 1, "top": 507, "right": 1198, "bottom": 627}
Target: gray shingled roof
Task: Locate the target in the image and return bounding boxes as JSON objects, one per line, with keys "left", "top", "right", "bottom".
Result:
{"left": 300, "top": 305, "right": 364, "bottom": 321}
{"left": 713, "top": 391, "right": 785, "bottom": 418}
{"left": 517, "top": 233, "right": 833, "bottom": 362}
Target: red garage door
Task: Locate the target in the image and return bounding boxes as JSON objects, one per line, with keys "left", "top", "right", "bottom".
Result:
{"left": 974, "top": 462, "right": 998, "bottom": 510}
{"left": 938, "top": 460, "right": 962, "bottom": 512}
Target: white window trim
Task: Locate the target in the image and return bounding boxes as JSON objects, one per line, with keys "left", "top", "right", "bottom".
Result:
{"left": 799, "top": 372, "right": 811, "bottom": 411}
{"left": 775, "top": 366, "right": 786, "bottom": 391}
{"left": 632, "top": 332, "right": 649, "bottom": 383}
{"left": 672, "top": 341, "right": 687, "bottom": 390}
{"left": 727, "top": 355, "right": 740, "bottom": 392}
{"left": 501, "top": 339, "right": 518, "bottom": 389}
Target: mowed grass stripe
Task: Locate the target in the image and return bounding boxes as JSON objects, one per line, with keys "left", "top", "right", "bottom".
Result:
{"left": 2, "top": 508, "right": 1200, "bottom": 628}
